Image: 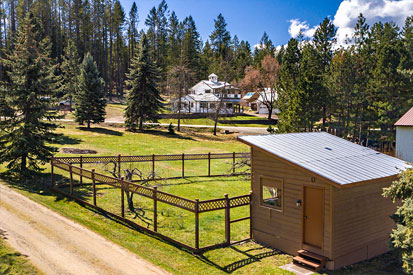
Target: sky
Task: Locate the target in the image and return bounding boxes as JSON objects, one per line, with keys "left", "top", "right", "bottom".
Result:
{"left": 119, "top": 0, "right": 413, "bottom": 47}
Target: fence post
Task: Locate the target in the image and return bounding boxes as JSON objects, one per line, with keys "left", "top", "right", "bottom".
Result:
{"left": 249, "top": 191, "right": 253, "bottom": 240}
{"left": 92, "top": 169, "right": 96, "bottom": 206}
{"left": 232, "top": 152, "right": 236, "bottom": 174}
{"left": 152, "top": 154, "right": 155, "bottom": 175}
{"left": 118, "top": 154, "right": 121, "bottom": 178}
{"left": 120, "top": 177, "right": 125, "bottom": 218}
{"left": 50, "top": 157, "right": 54, "bottom": 188}
{"left": 80, "top": 155, "right": 83, "bottom": 185}
{"left": 225, "top": 194, "right": 230, "bottom": 245}
{"left": 69, "top": 165, "right": 73, "bottom": 195}
{"left": 208, "top": 152, "right": 211, "bottom": 177}
{"left": 195, "top": 199, "right": 199, "bottom": 250}
{"left": 182, "top": 153, "right": 185, "bottom": 178}
{"left": 153, "top": 186, "right": 158, "bottom": 232}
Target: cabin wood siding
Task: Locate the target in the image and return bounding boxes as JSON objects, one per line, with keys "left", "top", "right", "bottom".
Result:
{"left": 251, "top": 147, "right": 333, "bottom": 258}
{"left": 331, "top": 179, "right": 396, "bottom": 268}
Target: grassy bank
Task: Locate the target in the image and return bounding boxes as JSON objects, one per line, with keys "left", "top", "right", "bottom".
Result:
{"left": 0, "top": 238, "right": 41, "bottom": 274}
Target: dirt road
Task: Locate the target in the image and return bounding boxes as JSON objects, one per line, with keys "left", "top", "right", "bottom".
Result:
{"left": 0, "top": 183, "right": 168, "bottom": 275}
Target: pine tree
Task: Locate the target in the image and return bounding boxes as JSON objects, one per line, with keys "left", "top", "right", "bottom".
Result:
{"left": 383, "top": 168, "right": 413, "bottom": 274}
{"left": 182, "top": 16, "right": 201, "bottom": 80}
{"left": 128, "top": 2, "right": 139, "bottom": 63}
{"left": 74, "top": 52, "right": 106, "bottom": 128}
{"left": 313, "top": 17, "right": 336, "bottom": 130}
{"left": 209, "top": 13, "right": 231, "bottom": 59}
{"left": 60, "top": 38, "right": 80, "bottom": 108}
{"left": 277, "top": 38, "right": 302, "bottom": 133}
{"left": 0, "top": 13, "right": 60, "bottom": 174}
{"left": 125, "top": 34, "right": 163, "bottom": 131}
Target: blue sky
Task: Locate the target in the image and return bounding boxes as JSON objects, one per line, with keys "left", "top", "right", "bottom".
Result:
{"left": 119, "top": 0, "right": 413, "bottom": 47}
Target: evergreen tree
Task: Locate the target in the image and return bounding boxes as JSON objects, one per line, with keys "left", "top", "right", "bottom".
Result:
{"left": 383, "top": 168, "right": 413, "bottom": 274}
{"left": 74, "top": 52, "right": 106, "bottom": 128}
{"left": 313, "top": 17, "right": 336, "bottom": 129}
{"left": 0, "top": 13, "right": 60, "bottom": 174}
{"left": 277, "top": 38, "right": 302, "bottom": 133}
{"left": 60, "top": 38, "right": 80, "bottom": 108}
{"left": 125, "top": 34, "right": 163, "bottom": 131}
{"left": 128, "top": 2, "right": 139, "bottom": 63}
{"left": 182, "top": 16, "right": 201, "bottom": 81}
{"left": 299, "top": 43, "right": 324, "bottom": 131}
{"left": 253, "top": 32, "right": 274, "bottom": 66}
{"left": 209, "top": 13, "right": 231, "bottom": 59}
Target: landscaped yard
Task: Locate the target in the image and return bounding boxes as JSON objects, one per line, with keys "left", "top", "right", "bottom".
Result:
{"left": 61, "top": 104, "right": 272, "bottom": 128}
{"left": 0, "top": 237, "right": 41, "bottom": 274}
{"left": 0, "top": 122, "right": 405, "bottom": 274}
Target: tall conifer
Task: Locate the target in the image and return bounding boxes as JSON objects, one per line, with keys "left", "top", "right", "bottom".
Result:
{"left": 125, "top": 34, "right": 163, "bottom": 131}
{"left": 0, "top": 13, "right": 60, "bottom": 174}
{"left": 74, "top": 52, "right": 106, "bottom": 128}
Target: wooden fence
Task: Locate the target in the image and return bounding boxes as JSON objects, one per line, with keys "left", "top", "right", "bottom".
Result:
{"left": 54, "top": 152, "right": 250, "bottom": 181}
{"left": 51, "top": 153, "right": 252, "bottom": 253}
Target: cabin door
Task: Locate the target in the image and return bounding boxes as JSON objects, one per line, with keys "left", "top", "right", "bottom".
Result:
{"left": 303, "top": 186, "right": 324, "bottom": 248}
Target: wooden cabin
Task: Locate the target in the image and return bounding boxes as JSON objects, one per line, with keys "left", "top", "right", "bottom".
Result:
{"left": 238, "top": 132, "right": 409, "bottom": 271}
{"left": 395, "top": 106, "right": 413, "bottom": 162}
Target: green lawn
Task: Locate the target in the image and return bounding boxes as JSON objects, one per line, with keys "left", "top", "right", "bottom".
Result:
{"left": 0, "top": 238, "right": 41, "bottom": 274}
{"left": 0, "top": 122, "right": 404, "bottom": 274}
{"left": 62, "top": 103, "right": 271, "bottom": 128}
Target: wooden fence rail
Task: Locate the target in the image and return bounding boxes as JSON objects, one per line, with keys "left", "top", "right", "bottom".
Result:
{"left": 55, "top": 152, "right": 250, "bottom": 182}
{"left": 51, "top": 156, "right": 252, "bottom": 253}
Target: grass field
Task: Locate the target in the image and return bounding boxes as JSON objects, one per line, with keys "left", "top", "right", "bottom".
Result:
{"left": 0, "top": 237, "right": 41, "bottom": 274}
{"left": 0, "top": 122, "right": 405, "bottom": 274}
{"left": 61, "top": 103, "right": 271, "bottom": 128}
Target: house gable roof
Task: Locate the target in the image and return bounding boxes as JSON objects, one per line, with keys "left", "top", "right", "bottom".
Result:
{"left": 238, "top": 132, "right": 410, "bottom": 187}
{"left": 395, "top": 107, "right": 413, "bottom": 126}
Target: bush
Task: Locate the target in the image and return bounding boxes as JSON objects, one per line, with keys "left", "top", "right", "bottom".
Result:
{"left": 168, "top": 123, "right": 175, "bottom": 134}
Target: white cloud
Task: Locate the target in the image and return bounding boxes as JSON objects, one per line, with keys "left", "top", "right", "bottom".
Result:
{"left": 288, "top": 19, "right": 318, "bottom": 38}
{"left": 287, "top": 0, "right": 413, "bottom": 47}
{"left": 254, "top": 43, "right": 266, "bottom": 50}
{"left": 333, "top": 0, "right": 413, "bottom": 46}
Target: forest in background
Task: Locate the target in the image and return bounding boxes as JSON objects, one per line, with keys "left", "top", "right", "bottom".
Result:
{"left": 0, "top": 0, "right": 410, "bottom": 143}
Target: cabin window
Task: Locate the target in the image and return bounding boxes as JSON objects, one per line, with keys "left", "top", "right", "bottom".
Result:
{"left": 261, "top": 178, "right": 283, "bottom": 210}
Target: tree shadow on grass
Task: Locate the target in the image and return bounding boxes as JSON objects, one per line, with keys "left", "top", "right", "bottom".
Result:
{"left": 136, "top": 129, "right": 195, "bottom": 141}
{"left": 197, "top": 243, "right": 284, "bottom": 273}
{"left": 78, "top": 126, "right": 123, "bottom": 136}
{"left": 54, "top": 134, "right": 82, "bottom": 145}
{"left": 0, "top": 172, "right": 90, "bottom": 202}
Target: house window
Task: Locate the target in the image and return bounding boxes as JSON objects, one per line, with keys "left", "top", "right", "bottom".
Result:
{"left": 226, "top": 103, "right": 233, "bottom": 109}
{"left": 200, "top": 102, "right": 206, "bottom": 109}
{"left": 191, "top": 102, "right": 194, "bottom": 108}
{"left": 205, "top": 89, "right": 211, "bottom": 93}
{"left": 209, "top": 103, "right": 215, "bottom": 109}
{"left": 261, "top": 178, "right": 283, "bottom": 210}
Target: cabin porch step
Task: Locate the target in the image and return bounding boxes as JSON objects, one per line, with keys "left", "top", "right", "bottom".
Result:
{"left": 293, "top": 250, "right": 328, "bottom": 272}
{"left": 297, "top": 249, "right": 328, "bottom": 265}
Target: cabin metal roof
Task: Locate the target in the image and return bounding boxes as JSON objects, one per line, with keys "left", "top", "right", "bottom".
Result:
{"left": 238, "top": 132, "right": 410, "bottom": 186}
{"left": 395, "top": 107, "right": 413, "bottom": 126}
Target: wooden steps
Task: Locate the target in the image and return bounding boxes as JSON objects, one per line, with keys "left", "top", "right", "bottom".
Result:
{"left": 292, "top": 250, "right": 327, "bottom": 272}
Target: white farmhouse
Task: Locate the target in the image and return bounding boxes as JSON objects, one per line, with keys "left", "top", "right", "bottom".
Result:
{"left": 395, "top": 106, "right": 413, "bottom": 162}
{"left": 172, "top": 73, "right": 242, "bottom": 114}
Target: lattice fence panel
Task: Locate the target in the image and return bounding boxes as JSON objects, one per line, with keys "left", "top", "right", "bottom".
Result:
{"left": 229, "top": 195, "right": 251, "bottom": 208}
{"left": 198, "top": 199, "right": 226, "bottom": 212}
{"left": 156, "top": 191, "right": 196, "bottom": 212}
